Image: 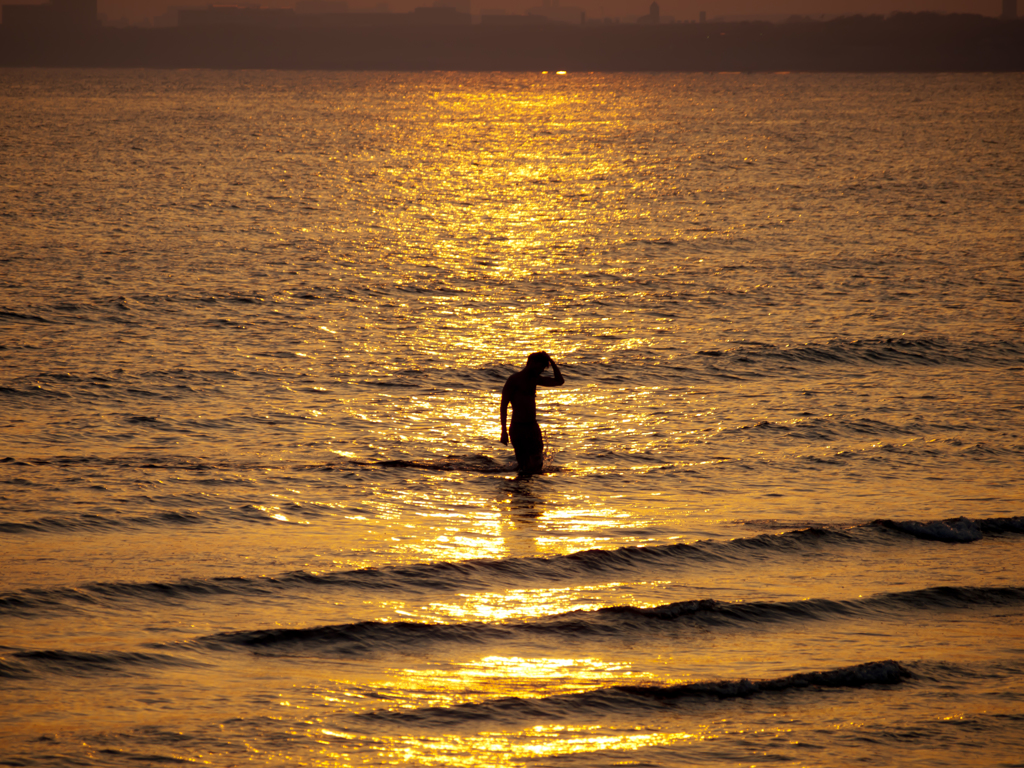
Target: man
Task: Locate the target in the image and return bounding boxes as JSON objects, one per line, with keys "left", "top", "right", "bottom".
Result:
{"left": 500, "top": 351, "right": 565, "bottom": 474}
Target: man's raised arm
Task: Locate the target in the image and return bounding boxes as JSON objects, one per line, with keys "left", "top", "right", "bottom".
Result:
{"left": 541, "top": 355, "right": 565, "bottom": 387}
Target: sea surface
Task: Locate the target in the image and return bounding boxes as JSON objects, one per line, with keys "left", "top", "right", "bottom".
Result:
{"left": 1, "top": 69, "right": 1023, "bottom": 767}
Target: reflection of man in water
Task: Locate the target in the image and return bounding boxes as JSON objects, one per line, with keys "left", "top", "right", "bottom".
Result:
{"left": 500, "top": 351, "right": 565, "bottom": 473}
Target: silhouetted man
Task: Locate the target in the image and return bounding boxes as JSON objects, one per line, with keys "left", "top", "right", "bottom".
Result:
{"left": 500, "top": 351, "right": 564, "bottom": 473}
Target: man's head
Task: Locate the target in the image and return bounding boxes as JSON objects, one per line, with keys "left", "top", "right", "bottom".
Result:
{"left": 525, "top": 351, "right": 549, "bottom": 373}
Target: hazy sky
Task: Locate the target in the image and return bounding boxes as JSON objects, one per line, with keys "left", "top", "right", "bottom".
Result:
{"left": 93, "top": 0, "right": 1008, "bottom": 25}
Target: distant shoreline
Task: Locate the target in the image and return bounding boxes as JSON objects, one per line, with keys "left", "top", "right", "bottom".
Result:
{"left": 2, "top": 14, "right": 1023, "bottom": 72}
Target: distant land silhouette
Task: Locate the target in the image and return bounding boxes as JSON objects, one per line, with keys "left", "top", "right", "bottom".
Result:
{"left": 1, "top": 4, "right": 1022, "bottom": 71}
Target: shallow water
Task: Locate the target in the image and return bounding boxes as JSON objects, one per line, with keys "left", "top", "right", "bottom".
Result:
{"left": 1, "top": 69, "right": 1023, "bottom": 767}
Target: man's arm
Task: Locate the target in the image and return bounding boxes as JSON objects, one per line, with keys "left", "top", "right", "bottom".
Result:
{"left": 539, "top": 355, "right": 565, "bottom": 387}
{"left": 500, "top": 382, "right": 510, "bottom": 444}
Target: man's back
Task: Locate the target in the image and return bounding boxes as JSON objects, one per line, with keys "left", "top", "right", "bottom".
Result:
{"left": 502, "top": 370, "right": 540, "bottom": 425}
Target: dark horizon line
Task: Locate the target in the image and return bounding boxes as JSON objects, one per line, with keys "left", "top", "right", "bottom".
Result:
{"left": 4, "top": 9, "right": 1022, "bottom": 29}
{"left": 2, "top": 13, "right": 1022, "bottom": 73}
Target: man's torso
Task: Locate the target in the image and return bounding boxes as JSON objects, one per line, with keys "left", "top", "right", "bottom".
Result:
{"left": 504, "top": 371, "right": 538, "bottom": 425}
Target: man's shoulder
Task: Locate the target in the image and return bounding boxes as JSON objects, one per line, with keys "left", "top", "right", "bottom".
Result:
{"left": 503, "top": 369, "right": 536, "bottom": 389}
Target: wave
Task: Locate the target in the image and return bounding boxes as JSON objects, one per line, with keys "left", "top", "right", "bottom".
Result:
{"left": 0, "top": 509, "right": 211, "bottom": 535}
{"left": 195, "top": 586, "right": 1024, "bottom": 658}
{"left": 1, "top": 453, "right": 519, "bottom": 492}
{"left": 871, "top": 515, "right": 1024, "bottom": 543}
{"left": 691, "top": 336, "right": 1024, "bottom": 370}
{"left": 873, "top": 517, "right": 983, "bottom": 543}
{"left": 3, "top": 517, "right": 1020, "bottom": 617}
{"left": 352, "top": 455, "right": 512, "bottom": 474}
{"left": 354, "top": 660, "right": 912, "bottom": 726}
{"left": 0, "top": 367, "right": 251, "bottom": 409}
{"left": 4, "top": 293, "right": 274, "bottom": 323}
{"left": 1, "top": 454, "right": 248, "bottom": 471}
{"left": 572, "top": 336, "right": 1024, "bottom": 386}
{"left": 0, "top": 308, "right": 54, "bottom": 324}
{"left": 0, "top": 528, "right": 833, "bottom": 616}
{"left": 0, "top": 649, "right": 205, "bottom": 680}
{"left": 732, "top": 414, "right": 920, "bottom": 440}
{"left": 0, "top": 383, "right": 71, "bottom": 401}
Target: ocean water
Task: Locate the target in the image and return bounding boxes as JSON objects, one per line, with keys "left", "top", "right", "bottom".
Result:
{"left": 1, "top": 69, "right": 1023, "bottom": 767}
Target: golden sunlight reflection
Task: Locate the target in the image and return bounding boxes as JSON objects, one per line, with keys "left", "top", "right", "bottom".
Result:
{"left": 314, "top": 655, "right": 661, "bottom": 713}
{"left": 396, "top": 726, "right": 707, "bottom": 765}
{"left": 306, "top": 724, "right": 711, "bottom": 767}
{"left": 325, "top": 82, "right": 652, "bottom": 373}
{"left": 396, "top": 582, "right": 669, "bottom": 624}
{"left": 378, "top": 292, "right": 574, "bottom": 373}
